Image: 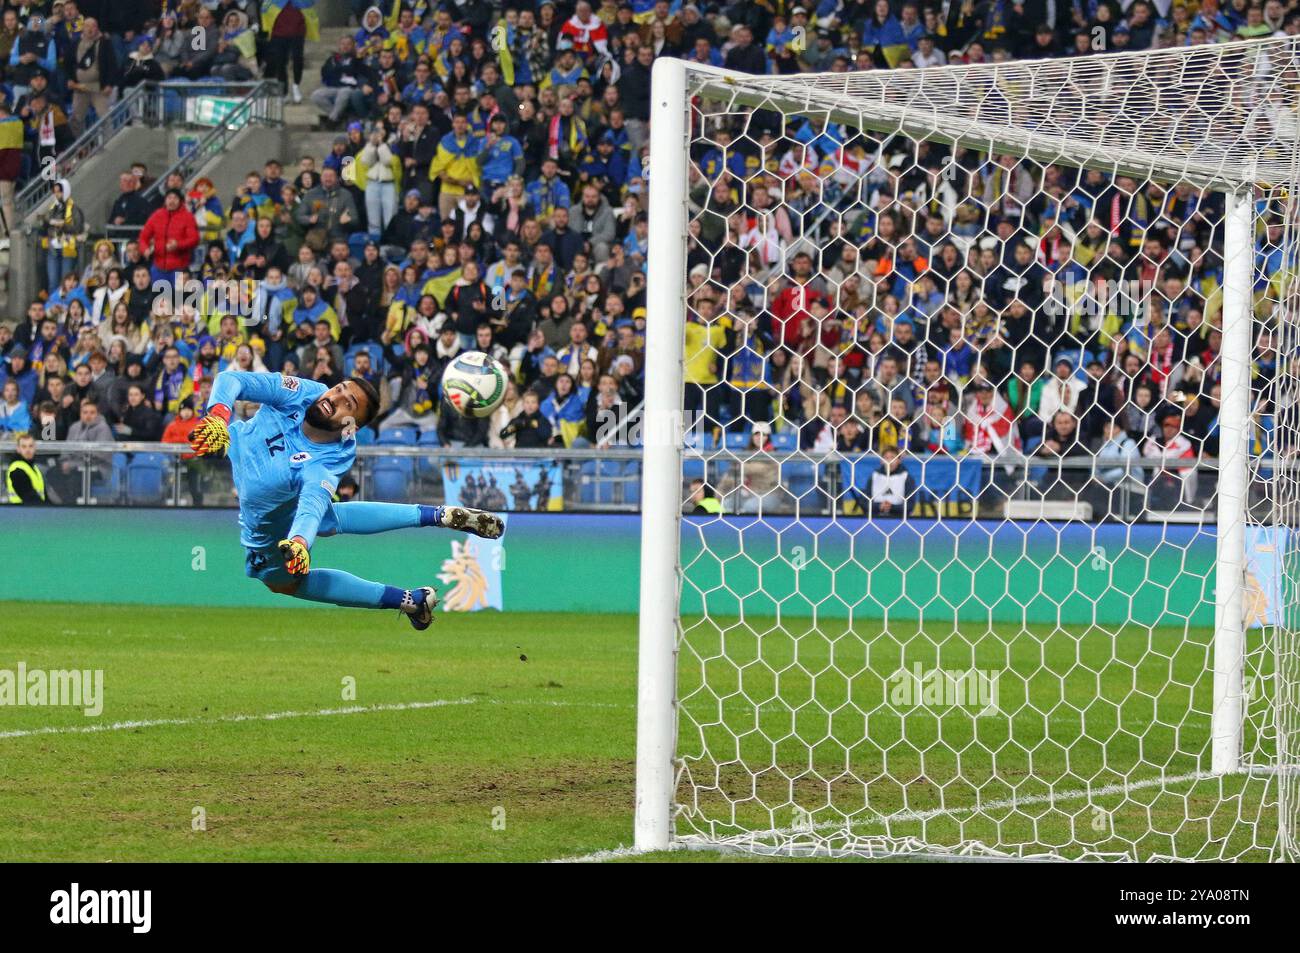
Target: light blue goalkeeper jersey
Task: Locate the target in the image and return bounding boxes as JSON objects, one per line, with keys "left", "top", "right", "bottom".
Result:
{"left": 207, "top": 372, "right": 356, "bottom": 550}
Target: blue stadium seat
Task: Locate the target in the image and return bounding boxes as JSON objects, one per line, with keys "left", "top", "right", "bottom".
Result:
{"left": 126, "top": 452, "right": 168, "bottom": 505}
{"left": 578, "top": 459, "right": 624, "bottom": 505}
{"left": 347, "top": 232, "right": 371, "bottom": 261}
{"left": 769, "top": 430, "right": 798, "bottom": 452}
{"left": 371, "top": 458, "right": 414, "bottom": 502}
{"left": 378, "top": 427, "right": 419, "bottom": 446}
{"left": 90, "top": 452, "right": 127, "bottom": 502}
{"left": 623, "top": 460, "right": 641, "bottom": 505}
{"left": 780, "top": 460, "right": 817, "bottom": 498}
{"left": 416, "top": 428, "right": 442, "bottom": 479}
{"left": 724, "top": 430, "right": 752, "bottom": 451}
{"left": 684, "top": 428, "right": 720, "bottom": 451}
{"left": 578, "top": 460, "right": 599, "bottom": 504}
{"left": 599, "top": 460, "right": 625, "bottom": 504}
{"left": 344, "top": 343, "right": 385, "bottom": 377}
{"left": 353, "top": 426, "right": 376, "bottom": 446}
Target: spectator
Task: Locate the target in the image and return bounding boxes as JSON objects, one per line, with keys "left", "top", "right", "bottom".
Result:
{"left": 1096, "top": 418, "right": 1143, "bottom": 487}
{"left": 687, "top": 477, "right": 723, "bottom": 514}
{"left": 0, "top": 100, "right": 19, "bottom": 247}
{"left": 64, "top": 17, "right": 116, "bottom": 137}
{"left": 120, "top": 37, "right": 164, "bottom": 88}
{"left": 311, "top": 34, "right": 374, "bottom": 128}
{"left": 296, "top": 166, "right": 358, "bottom": 247}
{"left": 1, "top": 344, "right": 36, "bottom": 407}
{"left": 138, "top": 189, "right": 199, "bottom": 281}
{"left": 161, "top": 398, "right": 204, "bottom": 504}
{"left": 865, "top": 447, "right": 915, "bottom": 519}
{"left": 1034, "top": 411, "right": 1083, "bottom": 459}
{"left": 108, "top": 171, "right": 152, "bottom": 229}
{"left": 429, "top": 111, "right": 483, "bottom": 221}
{"left": 1038, "top": 358, "right": 1086, "bottom": 422}
{"left": 0, "top": 378, "right": 32, "bottom": 434}
{"left": 42, "top": 179, "right": 85, "bottom": 293}
{"left": 500, "top": 387, "right": 553, "bottom": 448}
{"left": 173, "top": 7, "right": 219, "bottom": 80}
{"left": 65, "top": 395, "right": 112, "bottom": 442}
{"left": 5, "top": 432, "right": 46, "bottom": 503}
{"left": 1143, "top": 412, "right": 1198, "bottom": 509}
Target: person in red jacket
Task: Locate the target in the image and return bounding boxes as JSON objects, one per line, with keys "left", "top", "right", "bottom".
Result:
{"left": 769, "top": 251, "right": 828, "bottom": 349}
{"left": 139, "top": 188, "right": 199, "bottom": 282}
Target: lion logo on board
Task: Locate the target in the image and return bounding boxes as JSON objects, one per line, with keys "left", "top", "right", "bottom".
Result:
{"left": 438, "top": 540, "right": 492, "bottom": 612}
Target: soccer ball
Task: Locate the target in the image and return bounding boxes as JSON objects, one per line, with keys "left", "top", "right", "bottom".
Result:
{"left": 442, "top": 350, "right": 509, "bottom": 418}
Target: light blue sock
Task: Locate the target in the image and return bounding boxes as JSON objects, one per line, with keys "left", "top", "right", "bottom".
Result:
{"left": 294, "top": 569, "right": 405, "bottom": 609}
{"left": 331, "top": 501, "right": 424, "bottom": 535}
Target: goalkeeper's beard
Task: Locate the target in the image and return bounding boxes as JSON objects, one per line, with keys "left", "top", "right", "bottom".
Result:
{"left": 306, "top": 399, "right": 343, "bottom": 431}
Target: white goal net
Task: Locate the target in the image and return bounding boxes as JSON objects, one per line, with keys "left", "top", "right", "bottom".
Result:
{"left": 636, "top": 38, "right": 1300, "bottom": 861}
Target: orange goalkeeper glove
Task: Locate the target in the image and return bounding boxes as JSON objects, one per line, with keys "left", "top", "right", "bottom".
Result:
{"left": 278, "top": 536, "right": 311, "bottom": 575}
{"left": 190, "top": 403, "right": 232, "bottom": 457}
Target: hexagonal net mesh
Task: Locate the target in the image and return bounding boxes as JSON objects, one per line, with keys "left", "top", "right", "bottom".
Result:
{"left": 660, "top": 42, "right": 1300, "bottom": 861}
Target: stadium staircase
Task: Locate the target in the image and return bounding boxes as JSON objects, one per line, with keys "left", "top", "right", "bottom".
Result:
{"left": 2, "top": 25, "right": 355, "bottom": 314}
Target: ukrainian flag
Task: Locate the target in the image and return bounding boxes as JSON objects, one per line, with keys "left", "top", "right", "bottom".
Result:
{"left": 263, "top": 0, "right": 319, "bottom": 43}
{"left": 0, "top": 115, "right": 24, "bottom": 182}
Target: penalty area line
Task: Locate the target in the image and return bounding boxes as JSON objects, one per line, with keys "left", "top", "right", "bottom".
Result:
{"left": 0, "top": 698, "right": 482, "bottom": 740}
{"left": 548, "top": 770, "right": 1231, "bottom": 863}
{"left": 544, "top": 844, "right": 666, "bottom": 863}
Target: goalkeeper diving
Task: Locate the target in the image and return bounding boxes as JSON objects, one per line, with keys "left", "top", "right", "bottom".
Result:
{"left": 190, "top": 371, "right": 504, "bottom": 629}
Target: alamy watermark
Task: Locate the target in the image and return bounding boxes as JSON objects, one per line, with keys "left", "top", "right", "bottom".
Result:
{"left": 0, "top": 662, "right": 103, "bottom": 716}
{"left": 594, "top": 402, "right": 708, "bottom": 447}
{"left": 1042, "top": 276, "right": 1164, "bottom": 323}
{"left": 151, "top": 273, "right": 258, "bottom": 323}
{"left": 49, "top": 884, "right": 151, "bottom": 933}
{"left": 887, "top": 664, "right": 999, "bottom": 715}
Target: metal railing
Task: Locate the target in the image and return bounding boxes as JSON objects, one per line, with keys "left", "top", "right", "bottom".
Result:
{"left": 0, "top": 442, "right": 645, "bottom": 511}
{"left": 139, "top": 80, "right": 284, "bottom": 207}
{"left": 0, "top": 440, "right": 1257, "bottom": 521}
{"left": 15, "top": 83, "right": 154, "bottom": 218}
{"left": 16, "top": 81, "right": 284, "bottom": 221}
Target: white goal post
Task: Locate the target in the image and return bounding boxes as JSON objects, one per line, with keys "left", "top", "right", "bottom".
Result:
{"left": 637, "top": 41, "right": 1300, "bottom": 861}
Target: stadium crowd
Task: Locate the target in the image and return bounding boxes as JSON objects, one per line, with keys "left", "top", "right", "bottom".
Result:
{"left": 0, "top": 0, "right": 1291, "bottom": 512}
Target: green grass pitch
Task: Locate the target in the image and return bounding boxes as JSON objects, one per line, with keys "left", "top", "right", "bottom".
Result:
{"left": 0, "top": 603, "right": 1279, "bottom": 861}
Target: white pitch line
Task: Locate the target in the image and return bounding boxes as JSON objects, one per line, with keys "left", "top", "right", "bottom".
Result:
{"left": 735, "top": 768, "right": 1218, "bottom": 847}
{"left": 0, "top": 698, "right": 481, "bottom": 740}
{"left": 545, "top": 844, "right": 662, "bottom": 863}
{"left": 848, "top": 769, "right": 1215, "bottom": 827}
{"left": 549, "top": 771, "right": 1226, "bottom": 863}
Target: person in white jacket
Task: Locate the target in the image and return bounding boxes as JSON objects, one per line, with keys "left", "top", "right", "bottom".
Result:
{"left": 1037, "top": 357, "right": 1086, "bottom": 422}
{"left": 359, "top": 126, "right": 397, "bottom": 240}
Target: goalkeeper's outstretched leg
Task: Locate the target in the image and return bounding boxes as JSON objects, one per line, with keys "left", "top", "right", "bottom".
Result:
{"left": 247, "top": 549, "right": 441, "bottom": 631}
{"left": 317, "top": 502, "right": 504, "bottom": 540}
{"left": 242, "top": 503, "right": 505, "bottom": 631}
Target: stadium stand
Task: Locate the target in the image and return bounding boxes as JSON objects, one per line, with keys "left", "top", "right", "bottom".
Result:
{"left": 0, "top": 0, "right": 1285, "bottom": 517}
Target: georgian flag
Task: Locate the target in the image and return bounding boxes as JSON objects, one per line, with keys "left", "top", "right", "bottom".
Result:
{"left": 559, "top": 14, "right": 609, "bottom": 55}
{"left": 778, "top": 143, "right": 820, "bottom": 180}
{"left": 817, "top": 146, "right": 870, "bottom": 187}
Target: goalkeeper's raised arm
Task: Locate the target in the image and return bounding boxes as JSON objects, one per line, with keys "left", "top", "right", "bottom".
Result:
{"left": 191, "top": 372, "right": 314, "bottom": 457}
{"left": 207, "top": 371, "right": 315, "bottom": 413}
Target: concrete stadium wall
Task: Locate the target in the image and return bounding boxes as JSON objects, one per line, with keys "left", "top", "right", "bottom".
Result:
{"left": 0, "top": 510, "right": 1219, "bottom": 628}
{"left": 8, "top": 124, "right": 291, "bottom": 312}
